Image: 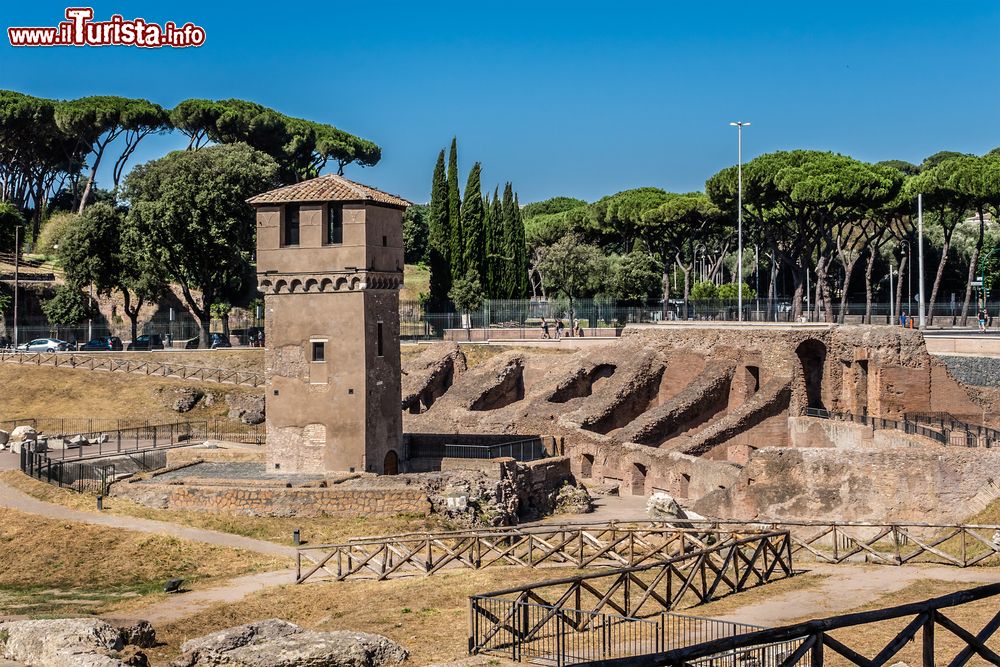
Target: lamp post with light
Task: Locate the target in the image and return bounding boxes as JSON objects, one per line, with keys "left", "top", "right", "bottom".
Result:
{"left": 730, "top": 121, "right": 750, "bottom": 322}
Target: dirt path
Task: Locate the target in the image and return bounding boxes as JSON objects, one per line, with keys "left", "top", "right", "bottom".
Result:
{"left": 715, "top": 563, "right": 1000, "bottom": 627}
{"left": 0, "top": 478, "right": 295, "bottom": 559}
{"left": 106, "top": 569, "right": 295, "bottom": 625}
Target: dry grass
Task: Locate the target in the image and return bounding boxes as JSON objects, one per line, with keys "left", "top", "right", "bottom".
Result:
{"left": 0, "top": 506, "right": 288, "bottom": 618}
{"left": 103, "top": 349, "right": 265, "bottom": 373}
{"left": 813, "top": 579, "right": 1000, "bottom": 665}
{"left": 0, "top": 363, "right": 260, "bottom": 422}
{"left": 0, "top": 471, "right": 448, "bottom": 546}
{"left": 148, "top": 566, "right": 581, "bottom": 665}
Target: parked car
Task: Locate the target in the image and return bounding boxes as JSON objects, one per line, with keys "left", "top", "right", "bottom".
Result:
{"left": 209, "top": 332, "right": 232, "bottom": 349}
{"left": 79, "top": 336, "right": 124, "bottom": 352}
{"left": 127, "top": 334, "right": 165, "bottom": 351}
{"left": 16, "top": 338, "right": 69, "bottom": 352}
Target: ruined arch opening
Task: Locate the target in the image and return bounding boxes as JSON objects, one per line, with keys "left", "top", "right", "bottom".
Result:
{"left": 548, "top": 364, "right": 617, "bottom": 403}
{"left": 383, "top": 450, "right": 399, "bottom": 475}
{"left": 796, "top": 339, "right": 827, "bottom": 410}
{"left": 631, "top": 463, "right": 647, "bottom": 496}
{"left": 581, "top": 453, "right": 595, "bottom": 478}
{"left": 470, "top": 363, "right": 525, "bottom": 411}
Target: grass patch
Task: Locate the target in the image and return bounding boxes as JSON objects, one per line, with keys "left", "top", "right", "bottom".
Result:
{"left": 402, "top": 263, "right": 430, "bottom": 302}
{"left": 818, "top": 579, "right": 1000, "bottom": 663}
{"left": 0, "top": 364, "right": 250, "bottom": 422}
{"left": 0, "top": 471, "right": 447, "bottom": 546}
{"left": 0, "top": 506, "right": 288, "bottom": 617}
{"left": 147, "top": 566, "right": 582, "bottom": 665}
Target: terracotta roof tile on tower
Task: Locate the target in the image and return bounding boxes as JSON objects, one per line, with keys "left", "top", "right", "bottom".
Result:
{"left": 247, "top": 174, "right": 411, "bottom": 208}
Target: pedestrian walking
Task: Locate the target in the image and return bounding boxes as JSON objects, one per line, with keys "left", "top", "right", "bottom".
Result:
{"left": 555, "top": 320, "right": 564, "bottom": 340}
{"left": 540, "top": 318, "right": 550, "bottom": 339}
{"left": 979, "top": 308, "right": 988, "bottom": 333}
{"left": 899, "top": 311, "right": 908, "bottom": 328}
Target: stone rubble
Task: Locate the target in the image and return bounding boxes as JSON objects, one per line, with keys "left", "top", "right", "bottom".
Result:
{"left": 171, "top": 619, "right": 408, "bottom": 667}
{"left": 0, "top": 618, "right": 150, "bottom": 667}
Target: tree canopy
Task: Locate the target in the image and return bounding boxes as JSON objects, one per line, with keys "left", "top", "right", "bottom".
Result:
{"left": 123, "top": 143, "right": 280, "bottom": 346}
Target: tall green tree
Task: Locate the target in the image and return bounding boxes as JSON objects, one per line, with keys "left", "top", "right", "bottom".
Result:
{"left": 58, "top": 202, "right": 167, "bottom": 341}
{"left": 447, "top": 137, "right": 463, "bottom": 282}
{"left": 55, "top": 96, "right": 171, "bottom": 212}
{"left": 124, "top": 144, "right": 280, "bottom": 347}
{"left": 460, "top": 162, "right": 486, "bottom": 281}
{"left": 0, "top": 202, "right": 24, "bottom": 252}
{"left": 484, "top": 187, "right": 502, "bottom": 297}
{"left": 536, "top": 233, "right": 605, "bottom": 326}
{"left": 909, "top": 155, "right": 978, "bottom": 323}
{"left": 427, "top": 150, "right": 451, "bottom": 304}
{"left": 402, "top": 204, "right": 429, "bottom": 265}
{"left": 500, "top": 183, "right": 529, "bottom": 298}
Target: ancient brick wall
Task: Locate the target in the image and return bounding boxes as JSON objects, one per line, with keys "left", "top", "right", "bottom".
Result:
{"left": 112, "top": 481, "right": 430, "bottom": 518}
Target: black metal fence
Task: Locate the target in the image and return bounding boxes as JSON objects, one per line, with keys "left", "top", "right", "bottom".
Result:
{"left": 470, "top": 532, "right": 794, "bottom": 663}
{"left": 21, "top": 443, "right": 169, "bottom": 494}
{"left": 589, "top": 582, "right": 1000, "bottom": 667}
{"left": 5, "top": 418, "right": 264, "bottom": 452}
{"left": 803, "top": 407, "right": 950, "bottom": 445}
{"left": 906, "top": 411, "right": 1000, "bottom": 448}
{"left": 407, "top": 437, "right": 550, "bottom": 462}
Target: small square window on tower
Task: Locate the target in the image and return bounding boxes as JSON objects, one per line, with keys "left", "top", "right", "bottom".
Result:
{"left": 311, "top": 341, "right": 325, "bottom": 362}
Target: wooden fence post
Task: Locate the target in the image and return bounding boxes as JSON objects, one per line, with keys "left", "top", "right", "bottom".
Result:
{"left": 923, "top": 609, "right": 935, "bottom": 666}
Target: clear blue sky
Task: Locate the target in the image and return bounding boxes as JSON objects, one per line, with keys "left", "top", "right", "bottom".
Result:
{"left": 3, "top": 1, "right": 999, "bottom": 204}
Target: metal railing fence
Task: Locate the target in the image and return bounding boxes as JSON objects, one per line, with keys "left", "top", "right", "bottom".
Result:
{"left": 581, "top": 582, "right": 1000, "bottom": 667}
{"left": 406, "top": 437, "right": 550, "bottom": 462}
{"left": 469, "top": 532, "right": 793, "bottom": 661}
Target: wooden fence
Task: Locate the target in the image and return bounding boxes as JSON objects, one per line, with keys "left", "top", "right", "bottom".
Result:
{"left": 0, "top": 351, "right": 263, "bottom": 387}
{"left": 296, "top": 525, "right": 750, "bottom": 583}
{"left": 469, "top": 532, "right": 793, "bottom": 661}
{"left": 578, "top": 582, "right": 1000, "bottom": 666}
{"left": 295, "top": 518, "right": 1000, "bottom": 584}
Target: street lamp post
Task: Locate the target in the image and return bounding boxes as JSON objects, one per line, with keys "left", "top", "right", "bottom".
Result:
{"left": 918, "top": 194, "right": 926, "bottom": 329}
{"left": 12, "top": 225, "right": 20, "bottom": 348}
{"left": 730, "top": 121, "right": 750, "bottom": 322}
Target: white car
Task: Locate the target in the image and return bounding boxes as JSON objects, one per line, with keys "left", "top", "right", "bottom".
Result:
{"left": 16, "top": 338, "right": 69, "bottom": 352}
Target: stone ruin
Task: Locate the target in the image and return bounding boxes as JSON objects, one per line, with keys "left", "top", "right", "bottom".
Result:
{"left": 403, "top": 325, "right": 1000, "bottom": 525}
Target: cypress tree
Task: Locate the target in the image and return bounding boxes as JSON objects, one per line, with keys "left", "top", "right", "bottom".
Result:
{"left": 512, "top": 192, "right": 528, "bottom": 297}
{"left": 500, "top": 183, "right": 517, "bottom": 298}
{"left": 447, "top": 137, "right": 463, "bottom": 283}
{"left": 427, "top": 149, "right": 451, "bottom": 304}
{"left": 461, "top": 162, "right": 486, "bottom": 285}
{"left": 485, "top": 187, "right": 502, "bottom": 297}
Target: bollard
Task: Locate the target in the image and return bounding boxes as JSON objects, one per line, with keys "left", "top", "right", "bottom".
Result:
{"left": 96, "top": 495, "right": 103, "bottom": 511}
{"left": 293, "top": 529, "right": 301, "bottom": 546}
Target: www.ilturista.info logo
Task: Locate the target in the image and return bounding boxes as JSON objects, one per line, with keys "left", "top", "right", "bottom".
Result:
{"left": 8, "top": 7, "right": 205, "bottom": 48}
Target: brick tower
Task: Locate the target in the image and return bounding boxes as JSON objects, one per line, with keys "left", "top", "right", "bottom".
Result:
{"left": 248, "top": 175, "right": 409, "bottom": 475}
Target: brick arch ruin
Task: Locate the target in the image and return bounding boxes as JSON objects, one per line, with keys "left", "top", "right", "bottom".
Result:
{"left": 403, "top": 325, "right": 1000, "bottom": 525}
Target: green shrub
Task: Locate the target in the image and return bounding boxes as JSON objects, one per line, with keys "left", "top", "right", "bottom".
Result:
{"left": 36, "top": 211, "right": 77, "bottom": 256}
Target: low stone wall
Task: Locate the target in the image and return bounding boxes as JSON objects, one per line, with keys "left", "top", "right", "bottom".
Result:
{"left": 695, "top": 445, "right": 1000, "bottom": 523}
{"left": 111, "top": 480, "right": 430, "bottom": 518}
{"left": 935, "top": 353, "right": 1000, "bottom": 387}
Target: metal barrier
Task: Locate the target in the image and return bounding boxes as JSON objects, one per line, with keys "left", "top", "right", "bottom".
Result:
{"left": 0, "top": 351, "right": 263, "bottom": 387}
{"left": 469, "top": 532, "right": 793, "bottom": 661}
{"left": 21, "top": 443, "right": 171, "bottom": 493}
{"left": 407, "top": 436, "right": 550, "bottom": 462}
{"left": 803, "top": 407, "right": 949, "bottom": 444}
{"left": 581, "top": 582, "right": 1000, "bottom": 667}
{"left": 6, "top": 418, "right": 264, "bottom": 451}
